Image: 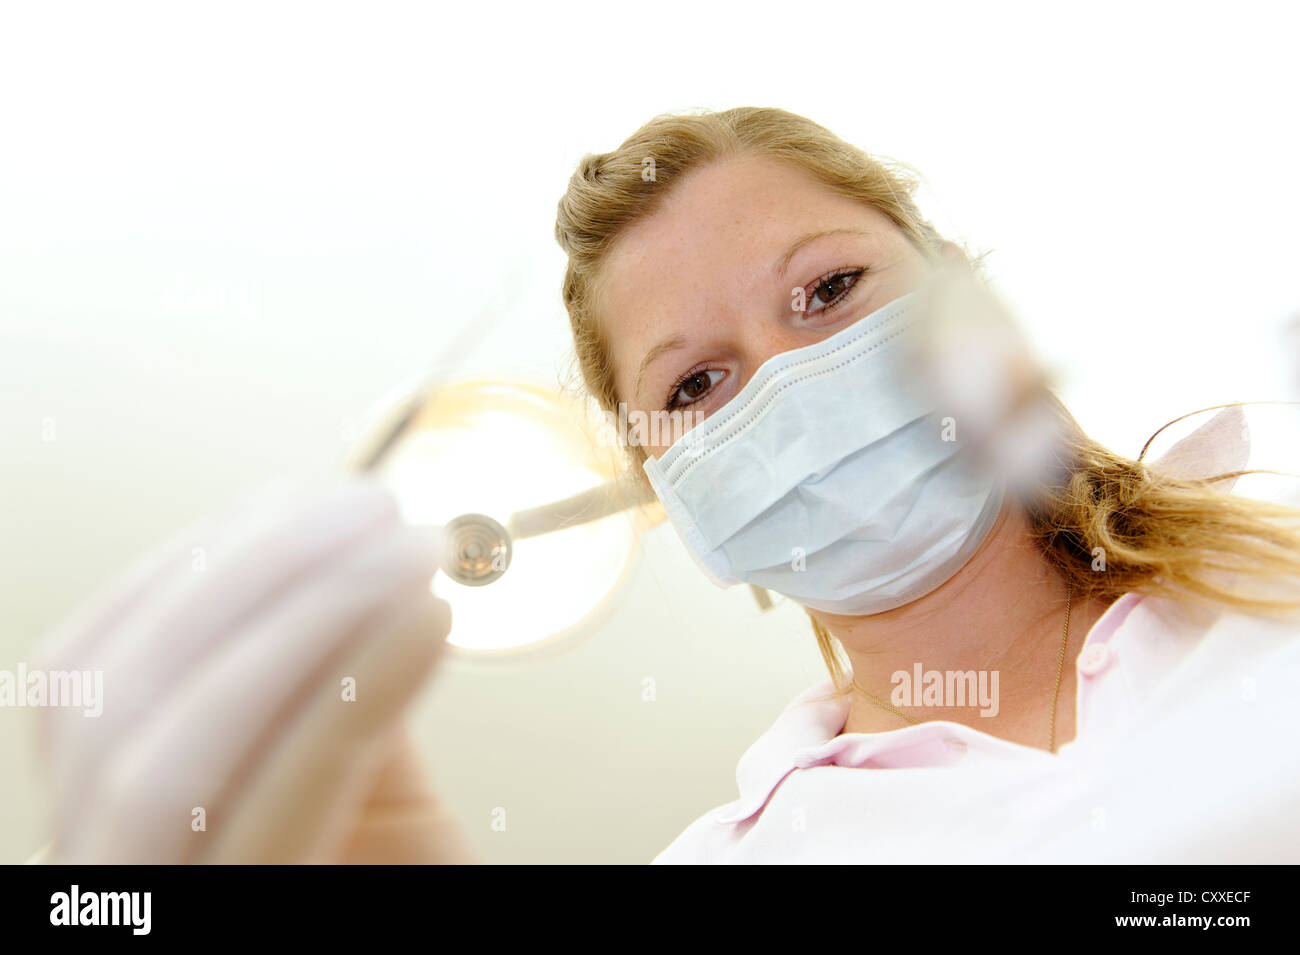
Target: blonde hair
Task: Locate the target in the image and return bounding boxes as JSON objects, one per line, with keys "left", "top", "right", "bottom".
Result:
{"left": 554, "top": 106, "right": 1300, "bottom": 693}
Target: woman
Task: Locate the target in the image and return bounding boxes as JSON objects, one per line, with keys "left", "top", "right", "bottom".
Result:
{"left": 552, "top": 106, "right": 1300, "bottom": 862}
{"left": 29, "top": 107, "right": 1300, "bottom": 864}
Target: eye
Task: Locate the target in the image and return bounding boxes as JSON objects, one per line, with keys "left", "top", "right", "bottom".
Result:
{"left": 664, "top": 366, "right": 726, "bottom": 411}
{"left": 805, "top": 267, "right": 866, "bottom": 316}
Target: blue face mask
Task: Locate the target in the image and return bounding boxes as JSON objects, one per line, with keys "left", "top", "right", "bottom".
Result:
{"left": 642, "top": 290, "right": 1007, "bottom": 616}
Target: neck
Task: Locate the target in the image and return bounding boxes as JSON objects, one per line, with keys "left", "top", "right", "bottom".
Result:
{"left": 808, "top": 497, "right": 1116, "bottom": 752}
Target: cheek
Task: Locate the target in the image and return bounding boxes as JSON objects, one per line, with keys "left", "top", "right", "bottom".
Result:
{"left": 625, "top": 411, "right": 672, "bottom": 461}
{"left": 597, "top": 393, "right": 666, "bottom": 463}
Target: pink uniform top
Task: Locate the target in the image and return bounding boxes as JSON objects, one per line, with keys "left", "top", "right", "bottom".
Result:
{"left": 652, "top": 408, "right": 1300, "bottom": 864}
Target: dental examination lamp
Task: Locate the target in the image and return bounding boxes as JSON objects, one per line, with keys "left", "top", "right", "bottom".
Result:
{"left": 342, "top": 374, "right": 664, "bottom": 657}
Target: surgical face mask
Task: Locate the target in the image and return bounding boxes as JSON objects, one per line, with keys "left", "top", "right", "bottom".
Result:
{"left": 641, "top": 290, "right": 1007, "bottom": 616}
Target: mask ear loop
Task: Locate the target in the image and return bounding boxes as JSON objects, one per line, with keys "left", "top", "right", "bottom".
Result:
{"left": 1136, "top": 399, "right": 1300, "bottom": 484}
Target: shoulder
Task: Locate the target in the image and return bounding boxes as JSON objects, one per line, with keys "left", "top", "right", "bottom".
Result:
{"left": 650, "top": 677, "right": 850, "bottom": 864}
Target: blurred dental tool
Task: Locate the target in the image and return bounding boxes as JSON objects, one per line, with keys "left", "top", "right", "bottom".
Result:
{"left": 904, "top": 259, "right": 1067, "bottom": 495}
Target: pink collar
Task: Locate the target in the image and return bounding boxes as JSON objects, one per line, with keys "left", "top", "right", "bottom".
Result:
{"left": 714, "top": 591, "right": 1148, "bottom": 826}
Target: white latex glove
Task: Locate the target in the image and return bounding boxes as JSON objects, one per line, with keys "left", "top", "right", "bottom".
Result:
{"left": 29, "top": 477, "right": 455, "bottom": 864}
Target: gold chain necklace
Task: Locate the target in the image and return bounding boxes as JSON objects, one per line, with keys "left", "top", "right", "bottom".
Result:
{"left": 850, "top": 578, "right": 1074, "bottom": 754}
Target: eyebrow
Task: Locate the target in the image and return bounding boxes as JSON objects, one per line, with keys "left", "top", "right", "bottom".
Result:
{"left": 773, "top": 227, "right": 874, "bottom": 277}
{"left": 632, "top": 228, "right": 873, "bottom": 402}
{"left": 634, "top": 333, "right": 686, "bottom": 403}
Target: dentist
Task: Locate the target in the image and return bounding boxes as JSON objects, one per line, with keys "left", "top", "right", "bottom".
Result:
{"left": 554, "top": 106, "right": 1300, "bottom": 863}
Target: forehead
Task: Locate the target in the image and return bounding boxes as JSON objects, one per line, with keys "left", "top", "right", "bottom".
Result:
{"left": 595, "top": 153, "right": 898, "bottom": 399}
{"left": 600, "top": 154, "right": 880, "bottom": 293}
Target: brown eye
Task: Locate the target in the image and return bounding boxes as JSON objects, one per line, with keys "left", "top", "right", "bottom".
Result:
{"left": 815, "top": 274, "right": 851, "bottom": 304}
{"left": 805, "top": 268, "right": 866, "bottom": 316}
{"left": 681, "top": 372, "right": 710, "bottom": 400}
{"left": 666, "top": 368, "right": 725, "bottom": 410}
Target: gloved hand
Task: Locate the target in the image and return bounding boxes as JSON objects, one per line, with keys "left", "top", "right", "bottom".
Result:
{"left": 29, "top": 477, "right": 456, "bottom": 863}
